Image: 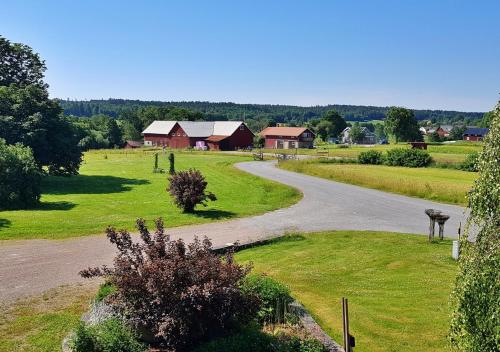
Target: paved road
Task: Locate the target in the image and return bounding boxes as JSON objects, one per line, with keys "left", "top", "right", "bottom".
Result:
{"left": 0, "top": 161, "right": 466, "bottom": 302}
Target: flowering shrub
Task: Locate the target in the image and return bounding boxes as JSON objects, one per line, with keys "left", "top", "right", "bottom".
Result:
{"left": 167, "top": 169, "right": 216, "bottom": 212}
{"left": 450, "top": 104, "right": 499, "bottom": 351}
{"left": 80, "top": 218, "right": 258, "bottom": 351}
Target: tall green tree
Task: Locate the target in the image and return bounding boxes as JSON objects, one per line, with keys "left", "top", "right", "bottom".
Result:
{"left": 450, "top": 102, "right": 499, "bottom": 351}
{"left": 0, "top": 36, "right": 46, "bottom": 87}
{"left": 0, "top": 37, "right": 82, "bottom": 175}
{"left": 349, "top": 123, "right": 365, "bottom": 143}
{"left": 106, "top": 118, "right": 123, "bottom": 147}
{"left": 384, "top": 107, "right": 422, "bottom": 143}
{"left": 322, "top": 110, "right": 347, "bottom": 137}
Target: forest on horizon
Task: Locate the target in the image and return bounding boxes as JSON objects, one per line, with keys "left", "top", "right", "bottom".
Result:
{"left": 59, "top": 98, "right": 485, "bottom": 126}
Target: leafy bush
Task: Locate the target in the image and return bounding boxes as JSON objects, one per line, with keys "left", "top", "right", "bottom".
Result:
{"left": 450, "top": 103, "right": 499, "bottom": 351}
{"left": 242, "top": 274, "right": 293, "bottom": 324}
{"left": 80, "top": 218, "right": 259, "bottom": 351}
{"left": 71, "top": 319, "right": 145, "bottom": 352}
{"left": 358, "top": 150, "right": 384, "bottom": 164}
{"left": 0, "top": 139, "right": 42, "bottom": 209}
{"left": 167, "top": 169, "right": 217, "bottom": 212}
{"left": 95, "top": 282, "right": 117, "bottom": 303}
{"left": 385, "top": 148, "right": 432, "bottom": 167}
{"left": 193, "top": 327, "right": 326, "bottom": 352}
{"left": 459, "top": 152, "right": 479, "bottom": 172}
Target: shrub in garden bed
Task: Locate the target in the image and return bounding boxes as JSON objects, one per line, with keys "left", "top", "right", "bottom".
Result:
{"left": 358, "top": 150, "right": 384, "bottom": 164}
{"left": 71, "top": 318, "right": 145, "bottom": 352}
{"left": 193, "top": 325, "right": 327, "bottom": 352}
{"left": 242, "top": 274, "right": 294, "bottom": 324}
{"left": 79, "top": 218, "right": 259, "bottom": 351}
{"left": 385, "top": 148, "right": 432, "bottom": 167}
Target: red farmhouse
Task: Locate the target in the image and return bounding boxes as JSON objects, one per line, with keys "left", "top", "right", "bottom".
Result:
{"left": 142, "top": 121, "right": 254, "bottom": 151}
{"left": 260, "top": 127, "right": 315, "bottom": 149}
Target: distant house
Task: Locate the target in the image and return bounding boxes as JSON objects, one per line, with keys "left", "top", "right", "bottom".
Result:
{"left": 436, "top": 125, "right": 453, "bottom": 138}
{"left": 124, "top": 140, "right": 143, "bottom": 149}
{"left": 259, "top": 127, "right": 315, "bottom": 149}
{"left": 463, "top": 127, "right": 489, "bottom": 141}
{"left": 340, "top": 127, "right": 377, "bottom": 144}
{"left": 142, "top": 121, "right": 254, "bottom": 150}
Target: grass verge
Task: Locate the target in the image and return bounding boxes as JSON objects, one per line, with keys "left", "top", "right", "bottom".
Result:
{"left": 279, "top": 159, "right": 475, "bottom": 205}
{"left": 235, "top": 231, "right": 457, "bottom": 352}
{"left": 0, "top": 283, "right": 97, "bottom": 352}
{"left": 0, "top": 149, "right": 300, "bottom": 240}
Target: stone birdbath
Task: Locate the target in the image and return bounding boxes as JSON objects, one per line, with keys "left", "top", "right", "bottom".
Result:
{"left": 435, "top": 213, "right": 450, "bottom": 240}
{"left": 425, "top": 209, "right": 443, "bottom": 242}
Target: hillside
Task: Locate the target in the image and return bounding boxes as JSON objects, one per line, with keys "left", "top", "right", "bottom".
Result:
{"left": 59, "top": 99, "right": 484, "bottom": 124}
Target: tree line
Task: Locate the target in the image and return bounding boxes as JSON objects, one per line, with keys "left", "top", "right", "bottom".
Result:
{"left": 59, "top": 99, "right": 485, "bottom": 129}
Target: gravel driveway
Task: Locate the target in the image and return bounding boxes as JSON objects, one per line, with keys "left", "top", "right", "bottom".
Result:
{"left": 0, "top": 161, "right": 466, "bottom": 302}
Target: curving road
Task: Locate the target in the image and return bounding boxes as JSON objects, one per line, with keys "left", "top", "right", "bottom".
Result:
{"left": 0, "top": 161, "right": 466, "bottom": 302}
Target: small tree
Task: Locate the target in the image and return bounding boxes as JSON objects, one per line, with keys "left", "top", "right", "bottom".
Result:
{"left": 167, "top": 169, "right": 216, "bottom": 212}
{"left": 450, "top": 102, "right": 499, "bottom": 351}
{"left": 0, "top": 139, "right": 41, "bottom": 209}
{"left": 349, "top": 123, "right": 365, "bottom": 144}
{"left": 168, "top": 152, "right": 175, "bottom": 175}
{"left": 253, "top": 135, "right": 265, "bottom": 148}
{"left": 80, "top": 219, "right": 258, "bottom": 351}
{"left": 384, "top": 106, "right": 422, "bottom": 143}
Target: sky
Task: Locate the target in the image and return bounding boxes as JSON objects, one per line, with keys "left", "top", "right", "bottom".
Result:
{"left": 1, "top": 0, "right": 499, "bottom": 112}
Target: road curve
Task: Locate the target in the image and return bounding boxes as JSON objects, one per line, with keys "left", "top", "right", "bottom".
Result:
{"left": 0, "top": 161, "right": 466, "bottom": 302}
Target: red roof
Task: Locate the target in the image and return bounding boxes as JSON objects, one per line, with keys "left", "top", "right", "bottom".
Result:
{"left": 260, "top": 127, "right": 312, "bottom": 137}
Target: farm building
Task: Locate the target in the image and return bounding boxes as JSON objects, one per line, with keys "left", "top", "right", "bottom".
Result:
{"left": 259, "top": 127, "right": 315, "bottom": 149}
{"left": 340, "top": 126, "right": 377, "bottom": 144}
{"left": 124, "top": 140, "right": 143, "bottom": 149}
{"left": 462, "top": 127, "right": 489, "bottom": 141}
{"left": 142, "top": 121, "right": 254, "bottom": 150}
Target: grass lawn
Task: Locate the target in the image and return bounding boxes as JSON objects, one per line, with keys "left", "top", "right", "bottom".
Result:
{"left": 279, "top": 159, "right": 476, "bottom": 205}
{"left": 235, "top": 231, "right": 458, "bottom": 352}
{"left": 0, "top": 283, "right": 97, "bottom": 352}
{"left": 0, "top": 149, "right": 300, "bottom": 240}
{"left": 257, "top": 142, "right": 482, "bottom": 164}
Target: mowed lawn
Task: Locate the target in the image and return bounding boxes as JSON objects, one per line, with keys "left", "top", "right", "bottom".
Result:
{"left": 0, "top": 283, "right": 97, "bottom": 352}
{"left": 259, "top": 142, "right": 482, "bottom": 164}
{"left": 0, "top": 150, "right": 300, "bottom": 240}
{"left": 279, "top": 160, "right": 476, "bottom": 205}
{"left": 236, "top": 231, "right": 458, "bottom": 352}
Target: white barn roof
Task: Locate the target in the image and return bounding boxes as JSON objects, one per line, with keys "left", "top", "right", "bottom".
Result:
{"left": 142, "top": 121, "right": 177, "bottom": 135}
{"left": 142, "top": 120, "right": 246, "bottom": 137}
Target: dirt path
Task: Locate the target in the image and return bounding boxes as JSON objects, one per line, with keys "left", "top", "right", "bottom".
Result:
{"left": 0, "top": 161, "right": 466, "bottom": 302}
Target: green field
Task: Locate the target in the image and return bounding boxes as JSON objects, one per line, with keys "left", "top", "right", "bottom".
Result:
{"left": 236, "top": 231, "right": 457, "bottom": 352}
{"left": 279, "top": 159, "right": 476, "bottom": 205}
{"left": 256, "top": 142, "right": 482, "bottom": 164}
{"left": 0, "top": 150, "right": 300, "bottom": 240}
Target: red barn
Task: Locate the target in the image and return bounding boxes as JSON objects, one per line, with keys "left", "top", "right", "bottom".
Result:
{"left": 463, "top": 127, "right": 489, "bottom": 142}
{"left": 260, "top": 127, "right": 315, "bottom": 149}
{"left": 142, "top": 121, "right": 254, "bottom": 151}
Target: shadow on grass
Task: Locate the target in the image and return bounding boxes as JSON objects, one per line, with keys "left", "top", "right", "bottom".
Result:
{"left": 42, "top": 175, "right": 150, "bottom": 195}
{"left": 0, "top": 218, "right": 12, "bottom": 229}
{"left": 192, "top": 209, "right": 236, "bottom": 220}
{"left": 35, "top": 201, "right": 76, "bottom": 211}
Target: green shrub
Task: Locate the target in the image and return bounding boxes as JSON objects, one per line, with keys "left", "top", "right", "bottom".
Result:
{"left": 459, "top": 152, "right": 479, "bottom": 172}
{"left": 95, "top": 282, "right": 117, "bottom": 303}
{"left": 0, "top": 139, "right": 42, "bottom": 209}
{"left": 358, "top": 150, "right": 384, "bottom": 164}
{"left": 242, "top": 274, "right": 293, "bottom": 324}
{"left": 385, "top": 148, "right": 432, "bottom": 167}
{"left": 193, "top": 327, "right": 326, "bottom": 352}
{"left": 71, "top": 319, "right": 146, "bottom": 352}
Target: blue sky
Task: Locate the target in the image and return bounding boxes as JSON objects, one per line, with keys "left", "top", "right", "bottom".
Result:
{"left": 2, "top": 0, "right": 499, "bottom": 111}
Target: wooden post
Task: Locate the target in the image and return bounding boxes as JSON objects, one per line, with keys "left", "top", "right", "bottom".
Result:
{"left": 342, "top": 297, "right": 351, "bottom": 352}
